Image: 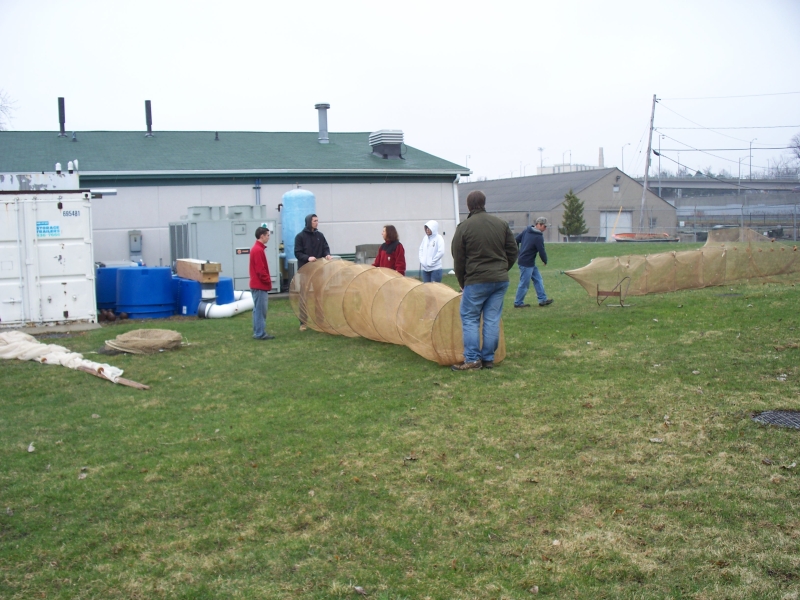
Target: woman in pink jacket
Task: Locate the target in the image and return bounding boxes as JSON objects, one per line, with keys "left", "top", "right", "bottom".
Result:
{"left": 372, "top": 225, "right": 406, "bottom": 275}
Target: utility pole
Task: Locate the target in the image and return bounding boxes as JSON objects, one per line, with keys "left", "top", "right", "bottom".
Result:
{"left": 737, "top": 156, "right": 747, "bottom": 197}
{"left": 749, "top": 138, "right": 757, "bottom": 180}
{"left": 639, "top": 94, "right": 657, "bottom": 232}
{"left": 537, "top": 147, "right": 544, "bottom": 172}
{"left": 658, "top": 134, "right": 664, "bottom": 197}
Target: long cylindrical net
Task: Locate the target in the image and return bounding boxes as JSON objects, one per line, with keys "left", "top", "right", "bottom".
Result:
{"left": 565, "top": 227, "right": 800, "bottom": 298}
{"left": 290, "top": 259, "right": 506, "bottom": 365}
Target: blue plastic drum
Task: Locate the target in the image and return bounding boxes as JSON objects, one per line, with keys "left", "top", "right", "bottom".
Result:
{"left": 216, "top": 276, "right": 234, "bottom": 305}
{"left": 116, "top": 267, "right": 175, "bottom": 319}
{"left": 95, "top": 267, "right": 119, "bottom": 310}
{"left": 171, "top": 276, "right": 182, "bottom": 314}
{"left": 176, "top": 277, "right": 201, "bottom": 316}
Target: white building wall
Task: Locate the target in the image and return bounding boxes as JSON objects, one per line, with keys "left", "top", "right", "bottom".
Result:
{"left": 91, "top": 180, "right": 458, "bottom": 272}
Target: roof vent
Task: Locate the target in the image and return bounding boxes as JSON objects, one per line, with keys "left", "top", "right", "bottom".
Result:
{"left": 57, "top": 97, "right": 67, "bottom": 138}
{"left": 145, "top": 100, "right": 154, "bottom": 138}
{"left": 369, "top": 130, "right": 404, "bottom": 159}
{"left": 315, "top": 103, "right": 330, "bottom": 144}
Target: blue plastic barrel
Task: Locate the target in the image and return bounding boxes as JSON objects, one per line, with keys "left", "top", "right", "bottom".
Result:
{"left": 216, "top": 277, "right": 234, "bottom": 305}
{"left": 175, "top": 277, "right": 201, "bottom": 316}
{"left": 95, "top": 267, "right": 119, "bottom": 310}
{"left": 116, "top": 267, "right": 175, "bottom": 319}
{"left": 282, "top": 188, "right": 316, "bottom": 268}
{"left": 171, "top": 276, "right": 182, "bottom": 314}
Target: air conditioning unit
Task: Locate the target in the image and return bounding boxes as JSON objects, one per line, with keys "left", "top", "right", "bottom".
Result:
{"left": 169, "top": 205, "right": 281, "bottom": 293}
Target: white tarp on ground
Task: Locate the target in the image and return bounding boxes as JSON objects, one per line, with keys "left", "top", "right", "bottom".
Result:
{"left": 0, "top": 331, "right": 123, "bottom": 383}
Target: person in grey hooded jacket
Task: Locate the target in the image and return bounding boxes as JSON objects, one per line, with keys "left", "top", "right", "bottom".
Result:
{"left": 418, "top": 220, "right": 445, "bottom": 282}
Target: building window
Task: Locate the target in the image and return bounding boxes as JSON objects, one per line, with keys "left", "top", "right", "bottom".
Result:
{"left": 613, "top": 184, "right": 620, "bottom": 193}
{"left": 507, "top": 220, "right": 515, "bottom": 231}
{"left": 649, "top": 217, "right": 657, "bottom": 229}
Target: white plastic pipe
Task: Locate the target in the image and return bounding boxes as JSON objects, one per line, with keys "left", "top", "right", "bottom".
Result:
{"left": 198, "top": 291, "right": 254, "bottom": 318}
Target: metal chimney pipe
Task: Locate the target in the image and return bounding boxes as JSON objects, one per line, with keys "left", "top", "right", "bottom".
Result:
{"left": 315, "top": 103, "right": 330, "bottom": 144}
{"left": 58, "top": 97, "right": 67, "bottom": 137}
{"left": 598, "top": 147, "right": 604, "bottom": 168}
{"left": 145, "top": 100, "right": 153, "bottom": 137}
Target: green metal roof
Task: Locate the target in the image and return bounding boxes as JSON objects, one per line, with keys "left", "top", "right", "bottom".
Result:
{"left": 0, "top": 131, "right": 468, "bottom": 181}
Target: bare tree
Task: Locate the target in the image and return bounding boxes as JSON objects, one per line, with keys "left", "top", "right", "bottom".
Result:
{"left": 766, "top": 154, "right": 799, "bottom": 179}
{"left": 0, "top": 90, "right": 16, "bottom": 131}
{"left": 792, "top": 133, "right": 800, "bottom": 163}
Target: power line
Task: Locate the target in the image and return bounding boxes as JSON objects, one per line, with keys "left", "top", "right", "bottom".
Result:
{"left": 657, "top": 125, "right": 800, "bottom": 130}
{"left": 652, "top": 151, "right": 769, "bottom": 191}
{"left": 657, "top": 103, "right": 761, "bottom": 144}
{"left": 649, "top": 96, "right": 797, "bottom": 176}
{"left": 660, "top": 147, "right": 792, "bottom": 151}
{"left": 662, "top": 91, "right": 800, "bottom": 100}
{"left": 656, "top": 133, "right": 777, "bottom": 170}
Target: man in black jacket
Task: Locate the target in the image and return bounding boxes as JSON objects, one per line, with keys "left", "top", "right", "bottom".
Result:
{"left": 294, "top": 214, "right": 331, "bottom": 331}
{"left": 294, "top": 214, "right": 331, "bottom": 269}
{"left": 513, "top": 217, "right": 553, "bottom": 308}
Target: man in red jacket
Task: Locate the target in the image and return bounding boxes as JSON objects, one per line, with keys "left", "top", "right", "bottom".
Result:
{"left": 249, "top": 227, "right": 274, "bottom": 340}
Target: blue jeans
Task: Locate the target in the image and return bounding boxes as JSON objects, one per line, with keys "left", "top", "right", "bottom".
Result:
{"left": 460, "top": 281, "right": 509, "bottom": 363}
{"left": 251, "top": 289, "right": 269, "bottom": 338}
{"left": 515, "top": 265, "right": 547, "bottom": 306}
{"left": 422, "top": 269, "right": 443, "bottom": 283}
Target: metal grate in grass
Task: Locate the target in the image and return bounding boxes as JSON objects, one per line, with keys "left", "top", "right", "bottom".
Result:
{"left": 752, "top": 410, "right": 800, "bottom": 429}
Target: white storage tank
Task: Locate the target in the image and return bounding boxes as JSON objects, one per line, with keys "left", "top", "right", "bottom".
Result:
{"left": 0, "top": 189, "right": 98, "bottom": 328}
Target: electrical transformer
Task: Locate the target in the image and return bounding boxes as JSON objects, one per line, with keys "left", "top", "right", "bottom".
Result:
{"left": 169, "top": 205, "right": 281, "bottom": 293}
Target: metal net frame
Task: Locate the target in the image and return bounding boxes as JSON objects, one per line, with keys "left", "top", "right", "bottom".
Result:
{"left": 289, "top": 259, "right": 506, "bottom": 366}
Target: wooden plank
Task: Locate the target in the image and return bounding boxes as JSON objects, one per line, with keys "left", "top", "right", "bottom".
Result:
{"left": 176, "top": 259, "right": 221, "bottom": 283}
{"left": 77, "top": 365, "right": 150, "bottom": 390}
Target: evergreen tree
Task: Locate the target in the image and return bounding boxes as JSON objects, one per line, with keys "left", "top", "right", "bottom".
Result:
{"left": 558, "top": 189, "right": 588, "bottom": 241}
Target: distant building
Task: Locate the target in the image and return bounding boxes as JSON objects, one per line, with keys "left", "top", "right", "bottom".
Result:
{"left": 537, "top": 163, "right": 599, "bottom": 175}
{"left": 536, "top": 147, "right": 605, "bottom": 176}
{"left": 459, "top": 168, "right": 677, "bottom": 241}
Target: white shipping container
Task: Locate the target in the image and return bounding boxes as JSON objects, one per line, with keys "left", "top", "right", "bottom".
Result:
{"left": 0, "top": 190, "right": 97, "bottom": 327}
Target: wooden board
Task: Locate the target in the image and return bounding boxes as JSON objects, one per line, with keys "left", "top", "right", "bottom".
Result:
{"left": 176, "top": 259, "right": 222, "bottom": 283}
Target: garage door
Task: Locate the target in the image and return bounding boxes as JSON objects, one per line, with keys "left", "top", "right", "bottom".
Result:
{"left": 600, "top": 211, "right": 632, "bottom": 241}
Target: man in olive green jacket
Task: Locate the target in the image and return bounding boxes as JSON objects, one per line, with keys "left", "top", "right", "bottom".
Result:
{"left": 451, "top": 190, "right": 518, "bottom": 371}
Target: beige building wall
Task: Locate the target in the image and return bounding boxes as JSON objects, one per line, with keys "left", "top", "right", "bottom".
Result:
{"left": 565, "top": 171, "right": 676, "bottom": 241}
{"left": 92, "top": 180, "right": 458, "bottom": 271}
{"left": 460, "top": 171, "right": 676, "bottom": 243}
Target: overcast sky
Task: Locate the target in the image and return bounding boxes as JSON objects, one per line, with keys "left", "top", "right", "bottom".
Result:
{"left": 2, "top": 0, "right": 799, "bottom": 180}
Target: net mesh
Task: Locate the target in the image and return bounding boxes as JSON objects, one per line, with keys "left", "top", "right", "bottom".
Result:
{"left": 565, "top": 228, "right": 800, "bottom": 298}
{"left": 290, "top": 259, "right": 506, "bottom": 365}
{"left": 104, "top": 329, "right": 183, "bottom": 355}
{"left": 343, "top": 267, "right": 402, "bottom": 341}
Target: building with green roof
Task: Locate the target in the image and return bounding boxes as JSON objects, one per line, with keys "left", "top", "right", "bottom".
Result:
{"left": 0, "top": 105, "right": 468, "bottom": 272}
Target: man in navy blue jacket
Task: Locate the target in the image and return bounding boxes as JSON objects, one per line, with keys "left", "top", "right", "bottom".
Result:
{"left": 514, "top": 217, "right": 553, "bottom": 308}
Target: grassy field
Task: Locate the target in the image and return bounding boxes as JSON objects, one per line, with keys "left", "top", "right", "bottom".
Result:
{"left": 2, "top": 242, "right": 799, "bottom": 599}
